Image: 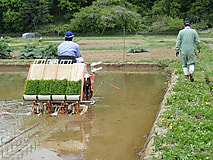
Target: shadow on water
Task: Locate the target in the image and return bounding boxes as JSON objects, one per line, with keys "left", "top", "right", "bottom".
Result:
{"left": 0, "top": 71, "right": 166, "bottom": 160}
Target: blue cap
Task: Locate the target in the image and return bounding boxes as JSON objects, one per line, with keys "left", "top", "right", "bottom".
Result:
{"left": 65, "top": 31, "right": 74, "bottom": 37}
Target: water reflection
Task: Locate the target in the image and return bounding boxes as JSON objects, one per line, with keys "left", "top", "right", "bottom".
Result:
{"left": 84, "top": 72, "right": 166, "bottom": 160}
{"left": 0, "top": 71, "right": 166, "bottom": 160}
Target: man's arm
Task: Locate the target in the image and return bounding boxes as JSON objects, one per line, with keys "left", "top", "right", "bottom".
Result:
{"left": 75, "top": 44, "right": 81, "bottom": 58}
{"left": 175, "top": 31, "right": 182, "bottom": 56}
{"left": 175, "top": 32, "right": 181, "bottom": 52}
{"left": 194, "top": 31, "right": 201, "bottom": 52}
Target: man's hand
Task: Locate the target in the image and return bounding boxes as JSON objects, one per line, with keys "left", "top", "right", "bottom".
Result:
{"left": 176, "top": 52, "right": 179, "bottom": 57}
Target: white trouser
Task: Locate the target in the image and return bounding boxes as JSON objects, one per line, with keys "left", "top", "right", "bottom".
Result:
{"left": 183, "top": 65, "right": 195, "bottom": 75}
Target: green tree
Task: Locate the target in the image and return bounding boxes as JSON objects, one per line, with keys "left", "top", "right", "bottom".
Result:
{"left": 173, "top": 0, "right": 195, "bottom": 19}
{"left": 0, "top": 0, "right": 212, "bottom": 34}
{"left": 20, "top": 0, "right": 53, "bottom": 30}
{"left": 69, "top": 0, "right": 142, "bottom": 34}
{"left": 145, "top": 0, "right": 185, "bottom": 32}
{"left": 151, "top": 0, "right": 181, "bottom": 18}
{"left": 0, "top": 0, "right": 24, "bottom": 32}
{"left": 187, "top": 0, "right": 213, "bottom": 29}
{"left": 126, "top": 0, "right": 154, "bottom": 16}
{"left": 2, "top": 9, "right": 23, "bottom": 32}
{"left": 57, "top": 0, "right": 95, "bottom": 20}
{"left": 149, "top": 16, "right": 183, "bottom": 33}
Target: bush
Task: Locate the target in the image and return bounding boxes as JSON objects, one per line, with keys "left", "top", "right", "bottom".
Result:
{"left": 36, "top": 24, "right": 66, "bottom": 35}
{"left": 18, "top": 44, "right": 58, "bottom": 59}
{"left": 127, "top": 47, "right": 148, "bottom": 53}
{"left": 18, "top": 44, "right": 41, "bottom": 59}
{"left": 0, "top": 40, "right": 13, "bottom": 59}
{"left": 40, "top": 44, "right": 58, "bottom": 59}
{"left": 69, "top": 1, "right": 142, "bottom": 34}
{"left": 149, "top": 16, "right": 183, "bottom": 33}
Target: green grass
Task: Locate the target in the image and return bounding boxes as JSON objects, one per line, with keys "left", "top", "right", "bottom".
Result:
{"left": 151, "top": 39, "right": 213, "bottom": 159}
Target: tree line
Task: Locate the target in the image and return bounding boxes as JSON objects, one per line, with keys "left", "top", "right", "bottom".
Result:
{"left": 0, "top": 0, "right": 212, "bottom": 35}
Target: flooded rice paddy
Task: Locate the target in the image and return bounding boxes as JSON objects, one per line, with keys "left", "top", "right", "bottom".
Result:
{"left": 0, "top": 71, "right": 166, "bottom": 160}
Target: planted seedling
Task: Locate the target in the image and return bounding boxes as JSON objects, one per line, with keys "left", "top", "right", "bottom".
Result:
{"left": 1, "top": 148, "right": 3, "bottom": 158}
{"left": 34, "top": 140, "right": 37, "bottom": 148}
{"left": 11, "top": 143, "right": 13, "bottom": 151}
{"left": 30, "top": 143, "right": 33, "bottom": 151}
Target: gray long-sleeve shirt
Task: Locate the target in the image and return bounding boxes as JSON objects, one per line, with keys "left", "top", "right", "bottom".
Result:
{"left": 175, "top": 27, "right": 201, "bottom": 54}
{"left": 58, "top": 41, "right": 81, "bottom": 58}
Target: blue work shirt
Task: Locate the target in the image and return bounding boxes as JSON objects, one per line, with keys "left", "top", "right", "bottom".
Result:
{"left": 58, "top": 41, "right": 81, "bottom": 58}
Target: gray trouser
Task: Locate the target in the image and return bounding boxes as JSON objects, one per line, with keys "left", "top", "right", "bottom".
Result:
{"left": 181, "top": 50, "right": 195, "bottom": 75}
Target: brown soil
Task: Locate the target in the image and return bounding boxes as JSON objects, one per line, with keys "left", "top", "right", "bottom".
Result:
{"left": 79, "top": 38, "right": 175, "bottom": 62}
{"left": 1, "top": 37, "right": 177, "bottom": 69}
{"left": 39, "top": 37, "right": 176, "bottom": 63}
{"left": 80, "top": 48, "right": 175, "bottom": 63}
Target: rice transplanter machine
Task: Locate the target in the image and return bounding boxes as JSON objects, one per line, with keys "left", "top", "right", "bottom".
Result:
{"left": 23, "top": 59, "right": 102, "bottom": 116}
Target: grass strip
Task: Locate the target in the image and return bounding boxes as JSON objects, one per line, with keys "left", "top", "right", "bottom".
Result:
{"left": 151, "top": 40, "right": 213, "bottom": 159}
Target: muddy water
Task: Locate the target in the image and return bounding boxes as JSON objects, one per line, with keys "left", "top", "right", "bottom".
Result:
{"left": 0, "top": 73, "right": 27, "bottom": 100}
{"left": 0, "top": 71, "right": 166, "bottom": 160}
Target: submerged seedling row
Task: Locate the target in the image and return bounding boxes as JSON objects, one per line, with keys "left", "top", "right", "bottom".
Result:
{"left": 0, "top": 113, "right": 73, "bottom": 159}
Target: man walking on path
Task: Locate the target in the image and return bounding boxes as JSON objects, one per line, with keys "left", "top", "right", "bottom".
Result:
{"left": 175, "top": 20, "right": 201, "bottom": 82}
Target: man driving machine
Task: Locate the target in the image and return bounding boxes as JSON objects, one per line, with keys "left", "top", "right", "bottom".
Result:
{"left": 58, "top": 31, "right": 83, "bottom": 63}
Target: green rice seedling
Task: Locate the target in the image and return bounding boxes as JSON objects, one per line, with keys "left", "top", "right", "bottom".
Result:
{"left": 11, "top": 143, "right": 13, "bottom": 151}
{"left": 6, "top": 145, "right": 8, "bottom": 153}
{"left": 16, "top": 119, "right": 19, "bottom": 126}
{"left": 50, "top": 79, "right": 67, "bottom": 95}
{"left": 24, "top": 134, "right": 27, "bottom": 142}
{"left": 1, "top": 148, "right": 4, "bottom": 158}
{"left": 13, "top": 128, "right": 16, "bottom": 135}
{"left": 15, "top": 139, "right": 18, "bottom": 146}
{"left": 19, "top": 138, "right": 22, "bottom": 145}
{"left": 37, "top": 138, "right": 40, "bottom": 144}
{"left": 34, "top": 140, "right": 37, "bottom": 148}
{"left": 39, "top": 79, "right": 53, "bottom": 95}
{"left": 66, "top": 80, "right": 82, "bottom": 95}
{"left": 24, "top": 80, "right": 39, "bottom": 95}
{"left": 1, "top": 137, "right": 3, "bottom": 144}
{"left": 30, "top": 143, "right": 33, "bottom": 151}
{"left": 26, "top": 147, "right": 28, "bottom": 153}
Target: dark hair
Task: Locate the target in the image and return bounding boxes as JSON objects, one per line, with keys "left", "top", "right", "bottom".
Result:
{"left": 65, "top": 37, "right": 73, "bottom": 41}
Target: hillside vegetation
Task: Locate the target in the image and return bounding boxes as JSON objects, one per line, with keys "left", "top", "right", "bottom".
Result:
{"left": 0, "top": 0, "right": 212, "bottom": 35}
